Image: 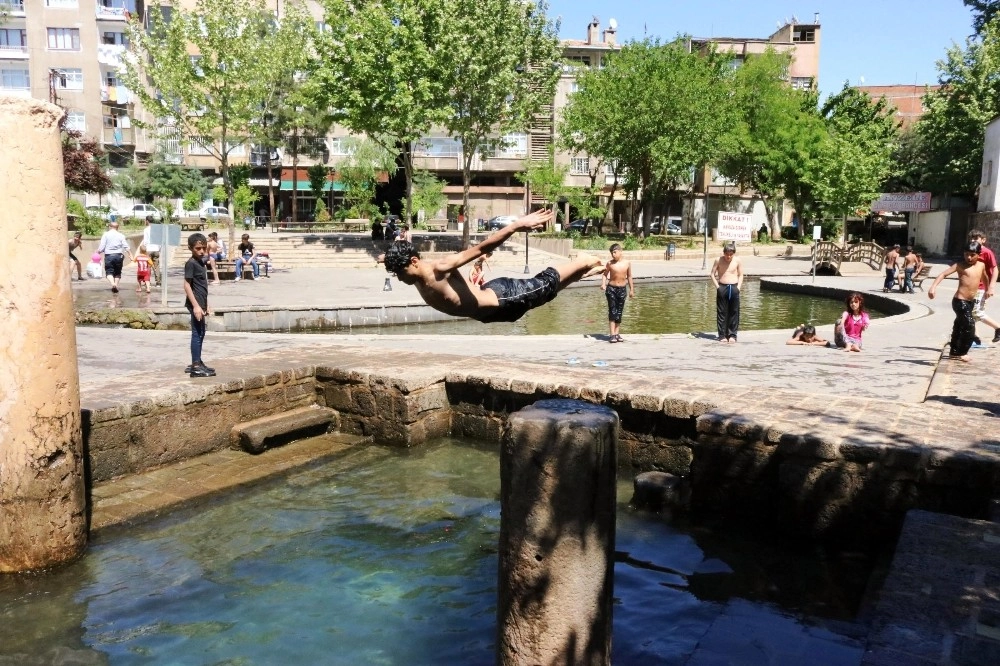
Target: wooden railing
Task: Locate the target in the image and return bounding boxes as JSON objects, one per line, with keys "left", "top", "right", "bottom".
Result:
{"left": 813, "top": 241, "right": 885, "bottom": 273}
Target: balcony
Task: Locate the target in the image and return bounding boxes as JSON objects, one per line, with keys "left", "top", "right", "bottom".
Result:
{"left": 0, "top": 45, "right": 28, "bottom": 59}
{"left": 102, "top": 126, "right": 134, "bottom": 146}
{"left": 0, "top": 0, "right": 25, "bottom": 15}
{"left": 95, "top": 3, "right": 128, "bottom": 21}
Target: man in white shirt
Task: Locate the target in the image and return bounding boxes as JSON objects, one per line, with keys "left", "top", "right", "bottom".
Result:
{"left": 97, "top": 221, "right": 133, "bottom": 294}
{"left": 141, "top": 217, "right": 161, "bottom": 286}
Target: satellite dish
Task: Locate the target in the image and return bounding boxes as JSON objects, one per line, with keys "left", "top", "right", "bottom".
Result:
{"left": 608, "top": 17, "right": 618, "bottom": 30}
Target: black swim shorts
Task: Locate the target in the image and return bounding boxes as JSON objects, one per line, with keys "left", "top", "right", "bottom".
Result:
{"left": 606, "top": 284, "right": 627, "bottom": 323}
{"left": 479, "top": 267, "right": 560, "bottom": 323}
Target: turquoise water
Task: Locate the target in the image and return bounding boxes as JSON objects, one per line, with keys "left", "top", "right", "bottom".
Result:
{"left": 0, "top": 439, "right": 869, "bottom": 664}
{"left": 339, "top": 279, "right": 880, "bottom": 336}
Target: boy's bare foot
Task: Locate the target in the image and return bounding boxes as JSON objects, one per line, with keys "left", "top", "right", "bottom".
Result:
{"left": 135, "top": 287, "right": 141, "bottom": 293}
{"left": 211, "top": 280, "right": 221, "bottom": 286}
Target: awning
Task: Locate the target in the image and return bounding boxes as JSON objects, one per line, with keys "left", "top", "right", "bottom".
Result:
{"left": 280, "top": 180, "right": 346, "bottom": 192}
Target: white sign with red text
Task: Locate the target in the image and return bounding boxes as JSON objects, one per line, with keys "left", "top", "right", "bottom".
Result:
{"left": 870, "top": 192, "right": 931, "bottom": 212}
{"left": 717, "top": 212, "right": 753, "bottom": 242}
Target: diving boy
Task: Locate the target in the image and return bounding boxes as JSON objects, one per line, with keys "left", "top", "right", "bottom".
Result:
{"left": 382, "top": 210, "right": 603, "bottom": 323}
{"left": 601, "top": 243, "right": 634, "bottom": 342}
{"left": 928, "top": 241, "right": 988, "bottom": 362}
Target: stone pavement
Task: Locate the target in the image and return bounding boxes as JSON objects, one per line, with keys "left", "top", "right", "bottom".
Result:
{"left": 71, "top": 252, "right": 1000, "bottom": 665}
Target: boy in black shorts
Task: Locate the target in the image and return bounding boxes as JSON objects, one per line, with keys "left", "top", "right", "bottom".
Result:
{"left": 182, "top": 233, "right": 215, "bottom": 377}
{"left": 382, "top": 210, "right": 603, "bottom": 323}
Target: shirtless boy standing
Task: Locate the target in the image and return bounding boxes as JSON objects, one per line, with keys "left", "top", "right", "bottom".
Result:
{"left": 601, "top": 243, "right": 635, "bottom": 343}
{"left": 900, "top": 246, "right": 920, "bottom": 293}
{"left": 382, "top": 210, "right": 603, "bottom": 323}
{"left": 710, "top": 242, "right": 744, "bottom": 343}
{"left": 928, "top": 241, "right": 988, "bottom": 361}
{"left": 883, "top": 244, "right": 901, "bottom": 292}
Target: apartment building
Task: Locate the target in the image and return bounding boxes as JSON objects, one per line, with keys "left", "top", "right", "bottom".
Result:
{"left": 855, "top": 84, "right": 940, "bottom": 131}
{"left": 0, "top": 0, "right": 155, "bottom": 171}
{"left": 3, "top": 1, "right": 820, "bottom": 227}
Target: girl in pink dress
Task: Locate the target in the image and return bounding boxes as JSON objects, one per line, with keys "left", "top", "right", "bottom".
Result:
{"left": 835, "top": 292, "right": 870, "bottom": 352}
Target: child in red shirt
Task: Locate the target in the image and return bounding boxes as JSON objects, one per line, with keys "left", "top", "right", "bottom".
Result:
{"left": 135, "top": 244, "right": 152, "bottom": 293}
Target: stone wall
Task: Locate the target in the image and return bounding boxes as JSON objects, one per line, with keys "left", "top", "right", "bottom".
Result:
{"left": 83, "top": 367, "right": 320, "bottom": 481}
{"left": 82, "top": 360, "right": 1000, "bottom": 546}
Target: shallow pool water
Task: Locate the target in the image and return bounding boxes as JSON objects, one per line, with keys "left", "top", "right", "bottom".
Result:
{"left": 335, "top": 279, "right": 880, "bottom": 336}
{"left": 0, "top": 439, "right": 870, "bottom": 664}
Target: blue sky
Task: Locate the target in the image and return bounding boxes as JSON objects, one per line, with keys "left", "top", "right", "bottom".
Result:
{"left": 545, "top": 0, "right": 976, "bottom": 95}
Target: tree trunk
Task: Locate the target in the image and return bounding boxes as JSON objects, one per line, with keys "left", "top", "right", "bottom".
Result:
{"left": 266, "top": 156, "right": 276, "bottom": 225}
{"left": 291, "top": 126, "right": 300, "bottom": 223}
{"left": 462, "top": 147, "right": 473, "bottom": 249}
{"left": 402, "top": 142, "right": 414, "bottom": 226}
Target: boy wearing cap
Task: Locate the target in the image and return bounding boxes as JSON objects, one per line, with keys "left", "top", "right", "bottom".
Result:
{"left": 928, "top": 241, "right": 988, "bottom": 361}
{"left": 711, "top": 242, "right": 744, "bottom": 343}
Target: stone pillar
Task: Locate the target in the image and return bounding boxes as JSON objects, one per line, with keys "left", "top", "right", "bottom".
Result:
{"left": 0, "top": 97, "right": 87, "bottom": 572}
{"left": 497, "top": 399, "right": 618, "bottom": 666}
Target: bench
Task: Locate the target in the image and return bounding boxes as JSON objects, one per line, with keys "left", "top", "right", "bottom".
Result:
{"left": 178, "top": 216, "right": 206, "bottom": 231}
{"left": 271, "top": 219, "right": 370, "bottom": 233}
{"left": 423, "top": 222, "right": 448, "bottom": 232}
{"left": 210, "top": 257, "right": 270, "bottom": 280}
{"left": 908, "top": 265, "right": 932, "bottom": 291}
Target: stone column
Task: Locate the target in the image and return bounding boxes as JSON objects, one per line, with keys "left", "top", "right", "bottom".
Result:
{"left": 0, "top": 97, "right": 87, "bottom": 572}
{"left": 497, "top": 399, "right": 618, "bottom": 666}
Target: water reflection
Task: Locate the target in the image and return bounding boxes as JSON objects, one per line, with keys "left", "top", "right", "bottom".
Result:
{"left": 331, "top": 279, "right": 878, "bottom": 337}
{"left": 0, "top": 440, "right": 869, "bottom": 664}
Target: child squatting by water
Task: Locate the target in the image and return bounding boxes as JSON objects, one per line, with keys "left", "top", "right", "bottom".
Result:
{"left": 382, "top": 210, "right": 604, "bottom": 323}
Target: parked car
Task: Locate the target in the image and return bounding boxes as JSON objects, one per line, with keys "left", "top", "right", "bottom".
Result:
{"left": 124, "top": 203, "right": 162, "bottom": 222}
{"left": 198, "top": 206, "right": 232, "bottom": 223}
{"left": 665, "top": 222, "right": 682, "bottom": 235}
{"left": 649, "top": 219, "right": 683, "bottom": 235}
{"left": 486, "top": 215, "right": 519, "bottom": 231}
{"left": 86, "top": 205, "right": 120, "bottom": 222}
{"left": 568, "top": 219, "right": 591, "bottom": 233}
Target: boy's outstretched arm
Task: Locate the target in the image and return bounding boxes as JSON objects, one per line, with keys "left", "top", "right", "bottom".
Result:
{"left": 434, "top": 210, "right": 553, "bottom": 273}
{"left": 927, "top": 263, "right": 958, "bottom": 300}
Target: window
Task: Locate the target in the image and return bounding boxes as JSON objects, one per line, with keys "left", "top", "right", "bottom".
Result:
{"left": 570, "top": 157, "right": 590, "bottom": 175}
{"left": 189, "top": 55, "right": 203, "bottom": 77}
{"left": 414, "top": 136, "right": 462, "bottom": 158}
{"left": 159, "top": 128, "right": 182, "bottom": 163}
{"left": 102, "top": 106, "right": 127, "bottom": 127}
{"left": 569, "top": 81, "right": 579, "bottom": 94}
{"left": 0, "top": 67, "right": 30, "bottom": 89}
{"left": 604, "top": 161, "right": 621, "bottom": 177}
{"left": 0, "top": 28, "right": 27, "bottom": 50}
{"left": 188, "top": 137, "right": 213, "bottom": 156}
{"left": 101, "top": 31, "right": 128, "bottom": 46}
{"left": 490, "top": 132, "right": 527, "bottom": 159}
{"left": 792, "top": 28, "right": 816, "bottom": 42}
{"left": 54, "top": 68, "right": 83, "bottom": 90}
{"left": 329, "top": 137, "right": 354, "bottom": 156}
{"left": 562, "top": 54, "right": 591, "bottom": 72}
{"left": 315, "top": 21, "right": 330, "bottom": 33}
{"left": 790, "top": 76, "right": 813, "bottom": 90}
{"left": 47, "top": 28, "right": 80, "bottom": 51}
{"left": 985, "top": 160, "right": 993, "bottom": 187}
{"left": 104, "top": 70, "right": 122, "bottom": 87}
{"left": 45, "top": 0, "right": 78, "bottom": 7}
{"left": 226, "top": 140, "right": 246, "bottom": 157}
{"left": 65, "top": 110, "right": 85, "bottom": 132}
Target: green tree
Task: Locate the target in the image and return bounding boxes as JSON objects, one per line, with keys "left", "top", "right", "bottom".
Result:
{"left": 560, "top": 38, "right": 736, "bottom": 234}
{"left": 442, "top": 0, "right": 561, "bottom": 247}
{"left": 516, "top": 151, "right": 567, "bottom": 216}
{"left": 232, "top": 183, "right": 260, "bottom": 222}
{"left": 113, "top": 157, "right": 209, "bottom": 204}
{"left": 307, "top": 163, "right": 330, "bottom": 211}
{"left": 410, "top": 170, "right": 447, "bottom": 225}
{"left": 813, "top": 84, "right": 899, "bottom": 225}
{"left": 717, "top": 50, "right": 825, "bottom": 236}
{"left": 335, "top": 137, "right": 397, "bottom": 221}
{"left": 913, "top": 19, "right": 1000, "bottom": 199}
{"left": 121, "top": 0, "right": 310, "bottom": 250}
{"left": 966, "top": 0, "right": 1000, "bottom": 35}
{"left": 312, "top": 0, "right": 453, "bottom": 225}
